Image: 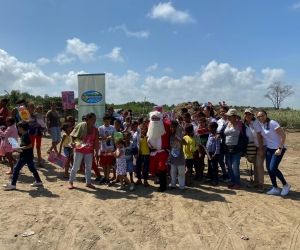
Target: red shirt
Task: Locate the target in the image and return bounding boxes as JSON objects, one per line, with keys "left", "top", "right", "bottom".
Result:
{"left": 75, "top": 127, "right": 96, "bottom": 154}
{"left": 0, "top": 107, "right": 10, "bottom": 122}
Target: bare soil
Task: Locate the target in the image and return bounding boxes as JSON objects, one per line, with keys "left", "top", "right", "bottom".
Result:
{"left": 0, "top": 133, "right": 299, "bottom": 250}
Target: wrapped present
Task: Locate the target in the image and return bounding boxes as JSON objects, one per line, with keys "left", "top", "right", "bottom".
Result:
{"left": 48, "top": 151, "right": 68, "bottom": 168}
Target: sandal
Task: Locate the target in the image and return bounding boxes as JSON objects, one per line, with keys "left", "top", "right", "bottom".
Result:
{"left": 86, "top": 183, "right": 95, "bottom": 189}
{"left": 6, "top": 170, "right": 13, "bottom": 175}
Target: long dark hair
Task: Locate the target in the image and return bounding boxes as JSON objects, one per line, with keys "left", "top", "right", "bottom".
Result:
{"left": 257, "top": 109, "right": 271, "bottom": 130}
{"left": 86, "top": 112, "right": 96, "bottom": 120}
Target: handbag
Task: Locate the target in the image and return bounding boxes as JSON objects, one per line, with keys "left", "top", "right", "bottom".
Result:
{"left": 246, "top": 123, "right": 257, "bottom": 156}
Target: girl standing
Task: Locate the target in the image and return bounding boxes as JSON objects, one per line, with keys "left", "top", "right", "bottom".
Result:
{"left": 256, "top": 109, "right": 291, "bottom": 196}
{"left": 59, "top": 122, "right": 73, "bottom": 178}
{"left": 108, "top": 138, "right": 134, "bottom": 191}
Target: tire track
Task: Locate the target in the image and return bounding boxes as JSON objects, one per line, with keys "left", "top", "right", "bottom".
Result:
{"left": 289, "top": 220, "right": 300, "bottom": 250}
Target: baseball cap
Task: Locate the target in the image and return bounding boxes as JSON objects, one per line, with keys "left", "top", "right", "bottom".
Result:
{"left": 226, "top": 109, "right": 238, "bottom": 116}
{"left": 244, "top": 108, "right": 254, "bottom": 115}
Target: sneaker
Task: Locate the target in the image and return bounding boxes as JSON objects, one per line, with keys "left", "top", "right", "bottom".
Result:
{"left": 135, "top": 179, "right": 142, "bottom": 186}
{"left": 116, "top": 186, "right": 125, "bottom": 190}
{"left": 30, "top": 181, "right": 43, "bottom": 187}
{"left": 129, "top": 185, "right": 134, "bottom": 191}
{"left": 222, "top": 175, "right": 231, "bottom": 183}
{"left": 169, "top": 186, "right": 176, "bottom": 190}
{"left": 105, "top": 181, "right": 111, "bottom": 187}
{"left": 230, "top": 184, "right": 240, "bottom": 189}
{"left": 86, "top": 183, "right": 95, "bottom": 189}
{"left": 3, "top": 184, "right": 16, "bottom": 190}
{"left": 227, "top": 182, "right": 234, "bottom": 188}
{"left": 204, "top": 179, "right": 212, "bottom": 184}
{"left": 247, "top": 182, "right": 260, "bottom": 188}
{"left": 143, "top": 180, "right": 149, "bottom": 187}
{"left": 94, "top": 176, "right": 102, "bottom": 181}
{"left": 99, "top": 177, "right": 106, "bottom": 184}
{"left": 210, "top": 181, "right": 218, "bottom": 186}
{"left": 281, "top": 184, "right": 291, "bottom": 196}
{"left": 68, "top": 183, "right": 73, "bottom": 189}
{"left": 267, "top": 187, "right": 280, "bottom": 195}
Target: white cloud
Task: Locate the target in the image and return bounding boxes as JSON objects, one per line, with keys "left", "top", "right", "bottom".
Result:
{"left": 109, "top": 24, "right": 150, "bottom": 38}
{"left": 54, "top": 53, "right": 75, "bottom": 65}
{"left": 0, "top": 48, "right": 299, "bottom": 108}
{"left": 37, "top": 57, "right": 50, "bottom": 66}
{"left": 148, "top": 2, "right": 195, "bottom": 24}
{"left": 66, "top": 38, "right": 99, "bottom": 63}
{"left": 292, "top": 2, "right": 300, "bottom": 9}
{"left": 146, "top": 63, "right": 158, "bottom": 72}
{"left": 103, "top": 47, "right": 124, "bottom": 62}
{"left": 164, "top": 67, "right": 173, "bottom": 73}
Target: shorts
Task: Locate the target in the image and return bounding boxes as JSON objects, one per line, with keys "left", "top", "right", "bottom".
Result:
{"left": 63, "top": 147, "right": 73, "bottom": 158}
{"left": 126, "top": 161, "right": 134, "bottom": 172}
{"left": 50, "top": 127, "right": 61, "bottom": 142}
{"left": 29, "top": 135, "right": 42, "bottom": 148}
{"left": 99, "top": 152, "right": 114, "bottom": 166}
{"left": 185, "top": 159, "right": 194, "bottom": 169}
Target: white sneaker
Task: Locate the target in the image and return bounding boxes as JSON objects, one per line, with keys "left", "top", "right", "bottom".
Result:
{"left": 267, "top": 187, "right": 280, "bottom": 195}
{"left": 3, "top": 184, "right": 16, "bottom": 190}
{"left": 30, "top": 181, "right": 43, "bottom": 187}
{"left": 281, "top": 184, "right": 291, "bottom": 196}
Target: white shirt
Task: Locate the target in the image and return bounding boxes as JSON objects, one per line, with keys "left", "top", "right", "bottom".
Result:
{"left": 217, "top": 118, "right": 227, "bottom": 133}
{"left": 245, "top": 120, "right": 261, "bottom": 147}
{"left": 259, "top": 120, "right": 284, "bottom": 149}
{"left": 98, "top": 125, "right": 116, "bottom": 152}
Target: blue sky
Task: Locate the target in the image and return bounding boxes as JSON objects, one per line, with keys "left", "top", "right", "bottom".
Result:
{"left": 0, "top": 0, "right": 299, "bottom": 108}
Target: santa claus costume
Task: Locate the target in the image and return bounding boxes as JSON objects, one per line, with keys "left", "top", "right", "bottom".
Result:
{"left": 147, "top": 111, "right": 170, "bottom": 192}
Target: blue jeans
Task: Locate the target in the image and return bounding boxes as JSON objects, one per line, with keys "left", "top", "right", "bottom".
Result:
{"left": 218, "top": 151, "right": 227, "bottom": 175}
{"left": 136, "top": 154, "right": 150, "bottom": 180}
{"left": 266, "top": 148, "right": 287, "bottom": 188}
{"left": 226, "top": 151, "right": 242, "bottom": 185}
{"left": 69, "top": 152, "right": 93, "bottom": 184}
{"left": 11, "top": 158, "right": 41, "bottom": 186}
{"left": 50, "top": 127, "right": 61, "bottom": 143}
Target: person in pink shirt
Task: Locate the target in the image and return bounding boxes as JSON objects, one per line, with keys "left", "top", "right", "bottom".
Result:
{"left": 0, "top": 117, "right": 18, "bottom": 174}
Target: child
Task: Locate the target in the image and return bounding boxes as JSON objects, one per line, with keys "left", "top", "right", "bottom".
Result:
{"left": 3, "top": 121, "right": 43, "bottom": 190}
{"left": 131, "top": 120, "right": 140, "bottom": 177}
{"left": 122, "top": 116, "right": 132, "bottom": 133}
{"left": 194, "top": 117, "right": 209, "bottom": 180}
{"left": 169, "top": 121, "right": 187, "bottom": 189}
{"left": 205, "top": 122, "right": 220, "bottom": 186}
{"left": 35, "top": 106, "right": 46, "bottom": 136}
{"left": 124, "top": 132, "right": 138, "bottom": 183}
{"left": 99, "top": 113, "right": 116, "bottom": 186}
{"left": 183, "top": 124, "right": 198, "bottom": 186}
{"left": 0, "top": 126, "right": 6, "bottom": 162}
{"left": 59, "top": 122, "right": 74, "bottom": 178}
{"left": 135, "top": 124, "right": 150, "bottom": 186}
{"left": 0, "top": 117, "right": 18, "bottom": 174}
{"left": 110, "top": 119, "right": 123, "bottom": 182}
{"left": 107, "top": 138, "right": 134, "bottom": 191}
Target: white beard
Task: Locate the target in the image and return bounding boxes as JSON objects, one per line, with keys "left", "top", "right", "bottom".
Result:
{"left": 147, "top": 120, "right": 166, "bottom": 140}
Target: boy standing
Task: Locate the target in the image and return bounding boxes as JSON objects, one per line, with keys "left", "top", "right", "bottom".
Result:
{"left": 183, "top": 124, "right": 198, "bottom": 186}
{"left": 205, "top": 122, "right": 220, "bottom": 186}
{"left": 3, "top": 121, "right": 43, "bottom": 190}
{"left": 99, "top": 114, "right": 116, "bottom": 186}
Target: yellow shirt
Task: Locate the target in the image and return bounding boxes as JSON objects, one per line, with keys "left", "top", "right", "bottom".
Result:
{"left": 183, "top": 135, "right": 198, "bottom": 159}
{"left": 62, "top": 132, "right": 71, "bottom": 148}
{"left": 140, "top": 137, "right": 150, "bottom": 155}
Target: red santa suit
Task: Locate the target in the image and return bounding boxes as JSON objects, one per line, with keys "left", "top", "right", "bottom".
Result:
{"left": 147, "top": 122, "right": 170, "bottom": 175}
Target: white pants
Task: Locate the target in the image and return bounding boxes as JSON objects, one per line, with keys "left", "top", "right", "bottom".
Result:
{"left": 170, "top": 164, "right": 185, "bottom": 189}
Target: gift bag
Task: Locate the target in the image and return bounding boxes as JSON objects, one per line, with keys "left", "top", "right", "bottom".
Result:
{"left": 48, "top": 151, "right": 68, "bottom": 168}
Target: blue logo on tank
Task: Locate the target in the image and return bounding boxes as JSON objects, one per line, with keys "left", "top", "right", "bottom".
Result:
{"left": 81, "top": 90, "right": 103, "bottom": 103}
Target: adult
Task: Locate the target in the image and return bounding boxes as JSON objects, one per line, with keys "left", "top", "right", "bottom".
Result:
{"left": 216, "top": 106, "right": 230, "bottom": 182}
{"left": 107, "top": 107, "right": 116, "bottom": 125}
{"left": 46, "top": 102, "right": 61, "bottom": 153}
{"left": 27, "top": 102, "right": 44, "bottom": 167}
{"left": 68, "top": 113, "right": 99, "bottom": 189}
{"left": 147, "top": 111, "right": 170, "bottom": 192}
{"left": 256, "top": 109, "right": 291, "bottom": 196}
{"left": 203, "top": 105, "right": 217, "bottom": 122}
{"left": 217, "top": 109, "right": 248, "bottom": 189}
{"left": 243, "top": 108, "right": 266, "bottom": 192}
{"left": 0, "top": 98, "right": 10, "bottom": 127}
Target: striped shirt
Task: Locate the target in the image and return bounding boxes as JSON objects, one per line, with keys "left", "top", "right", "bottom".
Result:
{"left": 206, "top": 133, "right": 220, "bottom": 154}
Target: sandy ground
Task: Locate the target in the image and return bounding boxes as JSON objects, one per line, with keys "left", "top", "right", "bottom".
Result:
{"left": 0, "top": 132, "right": 299, "bottom": 250}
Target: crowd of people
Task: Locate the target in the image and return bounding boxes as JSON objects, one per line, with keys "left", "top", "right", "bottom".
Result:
{"left": 0, "top": 99, "right": 291, "bottom": 196}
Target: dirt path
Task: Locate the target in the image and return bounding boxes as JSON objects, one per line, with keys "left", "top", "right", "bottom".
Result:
{"left": 0, "top": 133, "right": 299, "bottom": 250}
